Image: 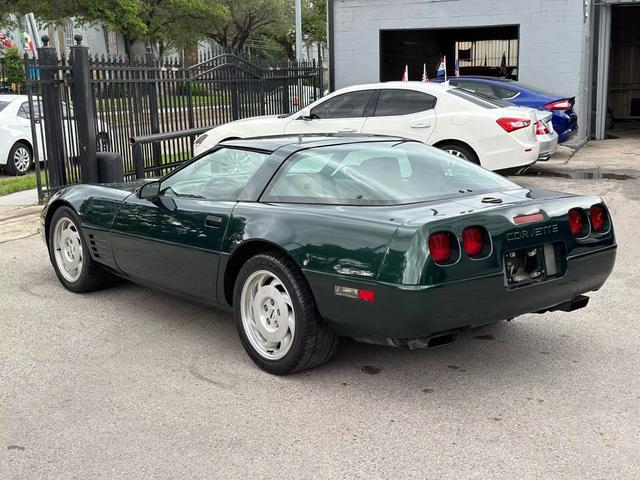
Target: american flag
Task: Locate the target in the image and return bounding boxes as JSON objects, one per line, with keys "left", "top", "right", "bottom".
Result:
{"left": 455, "top": 58, "right": 460, "bottom": 77}
{"left": 401, "top": 65, "right": 409, "bottom": 82}
{"left": 421, "top": 63, "right": 429, "bottom": 82}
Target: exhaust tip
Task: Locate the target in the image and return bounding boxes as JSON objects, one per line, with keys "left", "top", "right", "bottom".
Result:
{"left": 427, "top": 333, "right": 457, "bottom": 349}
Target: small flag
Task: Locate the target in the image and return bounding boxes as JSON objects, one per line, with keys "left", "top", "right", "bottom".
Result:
{"left": 436, "top": 55, "right": 446, "bottom": 79}
{"left": 499, "top": 52, "right": 507, "bottom": 76}
{"left": 455, "top": 58, "right": 460, "bottom": 77}
{"left": 0, "top": 33, "right": 14, "bottom": 49}
{"left": 401, "top": 65, "right": 409, "bottom": 82}
{"left": 23, "top": 32, "right": 34, "bottom": 52}
{"left": 421, "top": 63, "right": 429, "bottom": 82}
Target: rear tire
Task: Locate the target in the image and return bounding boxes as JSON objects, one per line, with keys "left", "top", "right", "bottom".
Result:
{"left": 438, "top": 143, "right": 480, "bottom": 165}
{"left": 233, "top": 251, "right": 339, "bottom": 375}
{"left": 48, "top": 206, "right": 112, "bottom": 293}
{"left": 5, "top": 142, "right": 32, "bottom": 176}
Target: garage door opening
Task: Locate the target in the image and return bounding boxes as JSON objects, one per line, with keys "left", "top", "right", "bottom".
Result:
{"left": 607, "top": 5, "right": 640, "bottom": 138}
{"left": 380, "top": 25, "right": 519, "bottom": 82}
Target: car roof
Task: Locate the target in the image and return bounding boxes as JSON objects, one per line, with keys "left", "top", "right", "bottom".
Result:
{"left": 0, "top": 94, "right": 27, "bottom": 102}
{"left": 444, "top": 76, "right": 512, "bottom": 83}
{"left": 220, "top": 134, "right": 407, "bottom": 153}
{"left": 334, "top": 81, "right": 452, "bottom": 95}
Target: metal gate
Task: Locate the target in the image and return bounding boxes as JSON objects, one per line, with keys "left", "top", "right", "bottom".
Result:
{"left": 25, "top": 36, "right": 324, "bottom": 202}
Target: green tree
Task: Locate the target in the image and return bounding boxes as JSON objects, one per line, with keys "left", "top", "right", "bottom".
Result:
{"left": 205, "top": 0, "right": 287, "bottom": 51}
{"left": 268, "top": 0, "right": 326, "bottom": 60}
{"left": 3, "top": 46, "right": 24, "bottom": 93}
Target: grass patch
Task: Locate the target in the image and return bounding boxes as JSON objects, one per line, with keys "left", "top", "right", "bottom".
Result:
{"left": 0, "top": 173, "right": 37, "bottom": 196}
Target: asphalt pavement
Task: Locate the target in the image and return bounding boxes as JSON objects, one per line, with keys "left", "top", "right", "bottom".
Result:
{"left": 1, "top": 174, "right": 639, "bottom": 479}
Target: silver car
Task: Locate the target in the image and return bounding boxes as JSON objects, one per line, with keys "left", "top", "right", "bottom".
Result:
{"left": 535, "top": 110, "right": 558, "bottom": 160}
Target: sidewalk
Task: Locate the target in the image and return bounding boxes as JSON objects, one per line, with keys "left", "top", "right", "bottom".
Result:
{"left": 0, "top": 188, "right": 41, "bottom": 243}
{"left": 529, "top": 136, "right": 640, "bottom": 178}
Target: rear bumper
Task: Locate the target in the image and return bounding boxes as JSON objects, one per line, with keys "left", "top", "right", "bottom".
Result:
{"left": 537, "top": 133, "right": 558, "bottom": 160}
{"left": 307, "top": 245, "right": 616, "bottom": 339}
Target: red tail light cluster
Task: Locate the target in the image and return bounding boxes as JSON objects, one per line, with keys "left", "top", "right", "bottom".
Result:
{"left": 544, "top": 99, "right": 574, "bottom": 110}
{"left": 428, "top": 232, "right": 453, "bottom": 264}
{"left": 569, "top": 205, "right": 610, "bottom": 238}
{"left": 568, "top": 209, "right": 585, "bottom": 237}
{"left": 496, "top": 117, "right": 531, "bottom": 133}
{"left": 462, "top": 227, "right": 483, "bottom": 256}
{"left": 590, "top": 205, "right": 608, "bottom": 233}
{"left": 535, "top": 120, "right": 549, "bottom": 135}
{"left": 429, "top": 227, "right": 490, "bottom": 264}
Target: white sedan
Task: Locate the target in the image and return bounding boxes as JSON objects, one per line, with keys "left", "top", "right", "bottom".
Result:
{"left": 194, "top": 82, "right": 540, "bottom": 171}
{"left": 0, "top": 94, "right": 109, "bottom": 176}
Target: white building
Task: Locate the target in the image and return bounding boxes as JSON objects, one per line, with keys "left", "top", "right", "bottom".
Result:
{"left": 327, "top": 0, "right": 640, "bottom": 142}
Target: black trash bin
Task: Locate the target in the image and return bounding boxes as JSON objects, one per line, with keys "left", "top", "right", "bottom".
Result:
{"left": 96, "top": 152, "right": 124, "bottom": 183}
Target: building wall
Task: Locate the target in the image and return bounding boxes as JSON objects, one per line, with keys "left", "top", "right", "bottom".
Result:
{"left": 331, "top": 0, "right": 591, "bottom": 144}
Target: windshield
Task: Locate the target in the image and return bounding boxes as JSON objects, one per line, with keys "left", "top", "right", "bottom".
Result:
{"left": 507, "top": 80, "right": 559, "bottom": 98}
{"left": 264, "top": 141, "right": 517, "bottom": 205}
{"left": 0, "top": 101, "right": 10, "bottom": 113}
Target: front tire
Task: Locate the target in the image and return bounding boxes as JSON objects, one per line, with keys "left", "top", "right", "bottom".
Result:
{"left": 233, "top": 252, "right": 339, "bottom": 375}
{"left": 6, "top": 142, "right": 32, "bottom": 176}
{"left": 48, "top": 206, "right": 111, "bottom": 293}
{"left": 438, "top": 143, "right": 480, "bottom": 165}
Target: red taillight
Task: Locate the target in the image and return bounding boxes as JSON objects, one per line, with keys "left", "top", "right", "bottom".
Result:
{"left": 496, "top": 117, "right": 531, "bottom": 133}
{"left": 544, "top": 99, "right": 573, "bottom": 110}
{"left": 535, "top": 120, "right": 549, "bottom": 135}
{"left": 428, "top": 232, "right": 452, "bottom": 264}
{"left": 590, "top": 205, "right": 606, "bottom": 232}
{"left": 462, "top": 227, "right": 483, "bottom": 256}
{"left": 568, "top": 209, "right": 585, "bottom": 237}
{"left": 358, "top": 289, "right": 375, "bottom": 302}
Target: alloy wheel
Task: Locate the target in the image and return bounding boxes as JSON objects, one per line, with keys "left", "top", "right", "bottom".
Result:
{"left": 13, "top": 147, "right": 31, "bottom": 173}
{"left": 240, "top": 270, "right": 295, "bottom": 360}
{"left": 445, "top": 149, "right": 469, "bottom": 162}
{"left": 53, "top": 217, "right": 84, "bottom": 282}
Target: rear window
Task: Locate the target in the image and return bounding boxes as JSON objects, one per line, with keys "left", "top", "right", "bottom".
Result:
{"left": 0, "top": 101, "right": 10, "bottom": 112}
{"left": 449, "top": 88, "right": 513, "bottom": 108}
{"left": 264, "top": 141, "right": 516, "bottom": 206}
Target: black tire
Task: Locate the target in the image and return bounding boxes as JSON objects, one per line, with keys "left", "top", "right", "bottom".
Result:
{"left": 5, "top": 142, "right": 32, "bottom": 176}
{"left": 48, "top": 206, "right": 111, "bottom": 293}
{"left": 233, "top": 251, "right": 339, "bottom": 375}
{"left": 438, "top": 143, "right": 480, "bottom": 165}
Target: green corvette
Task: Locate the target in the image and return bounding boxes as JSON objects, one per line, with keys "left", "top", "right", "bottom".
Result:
{"left": 41, "top": 136, "right": 616, "bottom": 374}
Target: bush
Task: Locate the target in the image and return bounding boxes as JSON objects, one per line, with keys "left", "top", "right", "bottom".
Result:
{"left": 3, "top": 47, "right": 24, "bottom": 93}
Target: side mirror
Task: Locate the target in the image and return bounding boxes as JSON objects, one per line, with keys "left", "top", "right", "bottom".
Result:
{"left": 299, "top": 108, "right": 313, "bottom": 120}
{"left": 138, "top": 180, "right": 160, "bottom": 199}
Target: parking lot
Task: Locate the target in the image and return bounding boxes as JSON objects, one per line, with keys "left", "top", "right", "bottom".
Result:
{"left": 1, "top": 159, "right": 639, "bottom": 478}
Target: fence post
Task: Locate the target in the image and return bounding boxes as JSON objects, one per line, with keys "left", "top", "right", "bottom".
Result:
{"left": 70, "top": 34, "right": 98, "bottom": 183}
{"left": 38, "top": 35, "right": 66, "bottom": 189}
{"left": 133, "top": 142, "right": 144, "bottom": 179}
{"left": 231, "top": 81, "right": 240, "bottom": 120}
{"left": 145, "top": 48, "right": 161, "bottom": 169}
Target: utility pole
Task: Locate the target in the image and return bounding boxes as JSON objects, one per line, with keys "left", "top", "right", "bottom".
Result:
{"left": 295, "top": 0, "right": 303, "bottom": 61}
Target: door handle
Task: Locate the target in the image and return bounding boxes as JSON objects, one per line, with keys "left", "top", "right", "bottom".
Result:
{"left": 205, "top": 215, "right": 223, "bottom": 228}
{"left": 339, "top": 128, "right": 356, "bottom": 133}
{"left": 411, "top": 123, "right": 431, "bottom": 129}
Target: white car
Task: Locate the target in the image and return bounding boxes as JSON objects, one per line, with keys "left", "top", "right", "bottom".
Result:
{"left": 0, "top": 94, "right": 109, "bottom": 176}
{"left": 194, "top": 82, "right": 540, "bottom": 171}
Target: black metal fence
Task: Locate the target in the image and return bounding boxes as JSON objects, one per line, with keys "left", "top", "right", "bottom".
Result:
{"left": 25, "top": 36, "right": 324, "bottom": 201}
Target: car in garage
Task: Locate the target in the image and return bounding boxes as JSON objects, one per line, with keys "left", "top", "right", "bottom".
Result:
{"left": 41, "top": 135, "right": 616, "bottom": 374}
{"left": 194, "top": 82, "right": 540, "bottom": 171}
{"left": 432, "top": 76, "right": 578, "bottom": 143}
{"left": 0, "top": 94, "right": 110, "bottom": 176}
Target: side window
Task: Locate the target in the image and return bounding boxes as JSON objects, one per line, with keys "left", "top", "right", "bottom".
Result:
{"left": 18, "top": 101, "right": 42, "bottom": 120}
{"left": 374, "top": 90, "right": 437, "bottom": 116}
{"left": 310, "top": 90, "right": 373, "bottom": 119}
{"left": 160, "top": 148, "right": 269, "bottom": 200}
{"left": 492, "top": 86, "right": 518, "bottom": 100}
